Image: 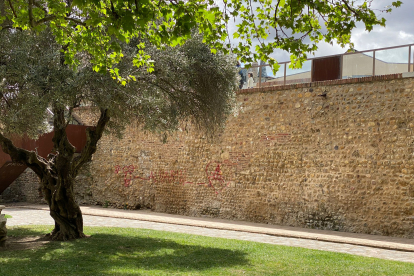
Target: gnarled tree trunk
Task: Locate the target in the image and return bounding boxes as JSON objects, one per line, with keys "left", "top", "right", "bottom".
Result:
{"left": 41, "top": 175, "right": 85, "bottom": 240}
{"left": 0, "top": 107, "right": 110, "bottom": 241}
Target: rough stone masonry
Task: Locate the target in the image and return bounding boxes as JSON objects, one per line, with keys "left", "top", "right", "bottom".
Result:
{"left": 6, "top": 74, "right": 414, "bottom": 238}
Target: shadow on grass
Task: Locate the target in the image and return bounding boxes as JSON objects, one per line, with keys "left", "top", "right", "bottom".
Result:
{"left": 7, "top": 226, "right": 53, "bottom": 237}
{"left": 0, "top": 228, "right": 249, "bottom": 275}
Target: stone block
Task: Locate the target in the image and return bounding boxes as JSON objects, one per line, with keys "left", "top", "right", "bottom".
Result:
{"left": 402, "top": 72, "right": 414, "bottom": 78}
{"left": 0, "top": 214, "right": 7, "bottom": 247}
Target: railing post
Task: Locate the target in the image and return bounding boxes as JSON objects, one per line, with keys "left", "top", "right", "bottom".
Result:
{"left": 284, "top": 63, "right": 286, "bottom": 85}
{"left": 310, "top": 60, "right": 313, "bottom": 82}
{"left": 340, "top": 54, "right": 343, "bottom": 79}
{"left": 258, "top": 65, "right": 262, "bottom": 88}
{"left": 372, "top": 50, "right": 376, "bottom": 76}
{"left": 409, "top": 46, "right": 412, "bottom": 72}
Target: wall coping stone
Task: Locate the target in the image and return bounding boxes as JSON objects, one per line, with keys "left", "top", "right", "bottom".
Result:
{"left": 402, "top": 72, "right": 414, "bottom": 78}
{"left": 237, "top": 73, "right": 404, "bottom": 95}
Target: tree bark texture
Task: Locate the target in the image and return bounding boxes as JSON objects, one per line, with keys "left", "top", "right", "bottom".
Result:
{"left": 0, "top": 108, "right": 110, "bottom": 240}
{"left": 41, "top": 175, "right": 85, "bottom": 240}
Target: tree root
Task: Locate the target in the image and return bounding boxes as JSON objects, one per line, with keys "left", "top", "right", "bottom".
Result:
{"left": 46, "top": 230, "right": 86, "bottom": 241}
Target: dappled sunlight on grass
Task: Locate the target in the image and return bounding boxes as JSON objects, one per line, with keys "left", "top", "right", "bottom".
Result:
{"left": 7, "top": 225, "right": 53, "bottom": 237}
{"left": 0, "top": 226, "right": 413, "bottom": 276}
{"left": 1, "top": 227, "right": 248, "bottom": 275}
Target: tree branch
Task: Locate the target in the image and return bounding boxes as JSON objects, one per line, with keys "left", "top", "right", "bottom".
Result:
{"left": 32, "top": 0, "right": 47, "bottom": 15}
{"left": 28, "top": 0, "right": 35, "bottom": 27}
{"left": 0, "top": 132, "right": 47, "bottom": 176}
{"left": 248, "top": 0, "right": 263, "bottom": 45}
{"left": 135, "top": 0, "right": 139, "bottom": 14}
{"left": 21, "top": 0, "right": 84, "bottom": 28}
{"left": 34, "top": 15, "right": 56, "bottom": 26}
{"left": 7, "top": 0, "right": 17, "bottom": 18}
{"left": 0, "top": 25, "right": 22, "bottom": 32}
{"left": 341, "top": 0, "right": 360, "bottom": 16}
{"left": 71, "top": 108, "right": 110, "bottom": 176}
{"left": 274, "top": 0, "right": 281, "bottom": 28}
{"left": 49, "top": 105, "right": 77, "bottom": 183}
{"left": 52, "top": 105, "right": 75, "bottom": 155}
{"left": 64, "top": 16, "right": 86, "bottom": 26}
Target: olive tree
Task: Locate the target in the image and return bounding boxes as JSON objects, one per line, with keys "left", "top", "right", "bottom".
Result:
{"left": 0, "top": 0, "right": 403, "bottom": 240}
{"left": 0, "top": 29, "right": 238, "bottom": 240}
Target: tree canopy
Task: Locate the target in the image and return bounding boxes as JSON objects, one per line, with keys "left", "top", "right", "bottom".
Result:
{"left": 0, "top": 29, "right": 237, "bottom": 139}
{"left": 0, "top": 0, "right": 403, "bottom": 78}
{"left": 0, "top": 28, "right": 238, "bottom": 240}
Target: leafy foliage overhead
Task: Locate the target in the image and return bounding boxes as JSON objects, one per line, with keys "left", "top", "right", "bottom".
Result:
{"left": 0, "top": 27, "right": 238, "bottom": 240}
{"left": 0, "top": 29, "right": 238, "bottom": 138}
{"left": 0, "top": 0, "right": 403, "bottom": 76}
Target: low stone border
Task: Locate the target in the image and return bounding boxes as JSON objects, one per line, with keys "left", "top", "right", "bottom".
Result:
{"left": 0, "top": 205, "right": 7, "bottom": 247}
{"left": 9, "top": 203, "right": 414, "bottom": 252}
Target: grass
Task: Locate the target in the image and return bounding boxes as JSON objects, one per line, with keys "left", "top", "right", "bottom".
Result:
{"left": 4, "top": 214, "right": 12, "bottom": 219}
{"left": 1, "top": 225, "right": 413, "bottom": 276}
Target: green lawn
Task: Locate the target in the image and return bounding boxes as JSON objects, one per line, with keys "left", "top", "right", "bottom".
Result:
{"left": 0, "top": 226, "right": 413, "bottom": 276}
{"left": 4, "top": 214, "right": 12, "bottom": 219}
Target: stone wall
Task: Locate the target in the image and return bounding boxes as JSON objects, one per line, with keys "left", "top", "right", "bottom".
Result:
{"left": 1, "top": 168, "right": 42, "bottom": 203}
{"left": 88, "top": 75, "right": 414, "bottom": 238}
{"left": 3, "top": 165, "right": 95, "bottom": 205}
{"left": 4, "top": 75, "right": 414, "bottom": 238}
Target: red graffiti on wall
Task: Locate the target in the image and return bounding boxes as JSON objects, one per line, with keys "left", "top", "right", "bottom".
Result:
{"left": 205, "top": 160, "right": 236, "bottom": 194}
{"left": 114, "top": 159, "right": 236, "bottom": 193}
{"left": 261, "top": 133, "right": 291, "bottom": 145}
{"left": 114, "top": 165, "right": 186, "bottom": 187}
{"left": 206, "top": 162, "right": 227, "bottom": 194}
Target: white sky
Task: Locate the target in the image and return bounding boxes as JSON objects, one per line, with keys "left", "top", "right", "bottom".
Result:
{"left": 222, "top": 0, "right": 413, "bottom": 64}
{"left": 312, "top": 0, "right": 413, "bottom": 57}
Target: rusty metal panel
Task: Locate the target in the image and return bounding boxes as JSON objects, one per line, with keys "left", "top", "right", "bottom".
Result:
{"left": 312, "top": 56, "right": 341, "bottom": 82}
{"left": 0, "top": 162, "right": 27, "bottom": 194}
{"left": 0, "top": 135, "right": 35, "bottom": 168}
{"left": 35, "top": 125, "right": 91, "bottom": 157}
{"left": 0, "top": 125, "right": 91, "bottom": 193}
{"left": 1, "top": 125, "right": 90, "bottom": 164}
{"left": 35, "top": 132, "right": 54, "bottom": 158}
{"left": 66, "top": 125, "right": 91, "bottom": 153}
{"left": 0, "top": 150, "right": 11, "bottom": 168}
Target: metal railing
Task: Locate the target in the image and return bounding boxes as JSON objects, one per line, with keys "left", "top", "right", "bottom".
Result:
{"left": 238, "top": 43, "right": 414, "bottom": 90}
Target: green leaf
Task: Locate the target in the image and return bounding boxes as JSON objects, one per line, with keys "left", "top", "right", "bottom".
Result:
{"left": 203, "top": 10, "right": 215, "bottom": 24}
{"left": 392, "top": 1, "right": 403, "bottom": 7}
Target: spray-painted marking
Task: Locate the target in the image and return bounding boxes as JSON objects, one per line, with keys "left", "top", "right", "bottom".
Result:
{"left": 114, "top": 165, "right": 186, "bottom": 187}
{"left": 115, "top": 159, "right": 236, "bottom": 194}
{"left": 261, "top": 133, "right": 291, "bottom": 144}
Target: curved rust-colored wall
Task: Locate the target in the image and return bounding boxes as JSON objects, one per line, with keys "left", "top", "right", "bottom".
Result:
{"left": 0, "top": 125, "right": 91, "bottom": 193}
